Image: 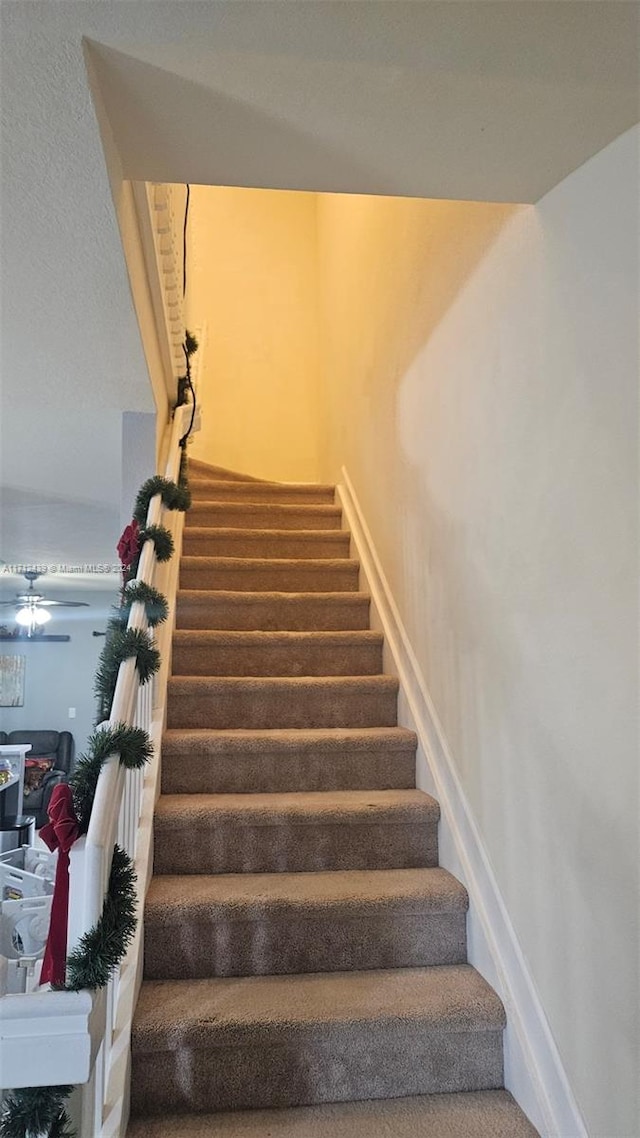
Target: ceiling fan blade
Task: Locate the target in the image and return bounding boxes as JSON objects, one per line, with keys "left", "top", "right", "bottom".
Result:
{"left": 37, "top": 600, "right": 90, "bottom": 608}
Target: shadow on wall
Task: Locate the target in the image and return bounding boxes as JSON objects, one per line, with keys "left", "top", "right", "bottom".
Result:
{"left": 319, "top": 193, "right": 521, "bottom": 397}
{"left": 317, "top": 194, "right": 521, "bottom": 491}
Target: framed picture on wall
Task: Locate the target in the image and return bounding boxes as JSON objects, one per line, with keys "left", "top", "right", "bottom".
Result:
{"left": 0, "top": 655, "right": 26, "bottom": 707}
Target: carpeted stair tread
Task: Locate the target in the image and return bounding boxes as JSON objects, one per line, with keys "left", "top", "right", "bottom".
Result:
{"left": 161, "top": 726, "right": 417, "bottom": 793}
{"left": 186, "top": 501, "right": 343, "bottom": 530}
{"left": 154, "top": 788, "right": 437, "bottom": 826}
{"left": 183, "top": 527, "right": 351, "bottom": 559}
{"left": 190, "top": 478, "right": 336, "bottom": 505}
{"left": 180, "top": 556, "right": 359, "bottom": 592}
{"left": 127, "top": 1089, "right": 539, "bottom": 1137}
{"left": 133, "top": 964, "right": 504, "bottom": 1047}
{"left": 146, "top": 866, "right": 466, "bottom": 918}
{"left": 166, "top": 674, "right": 399, "bottom": 730}
{"left": 175, "top": 589, "right": 371, "bottom": 630}
{"left": 171, "top": 629, "right": 384, "bottom": 676}
{"left": 144, "top": 867, "right": 468, "bottom": 980}
{"left": 153, "top": 789, "right": 438, "bottom": 874}
{"left": 163, "top": 725, "right": 417, "bottom": 752}
{"left": 130, "top": 966, "right": 505, "bottom": 1114}
{"left": 132, "top": 465, "right": 537, "bottom": 1133}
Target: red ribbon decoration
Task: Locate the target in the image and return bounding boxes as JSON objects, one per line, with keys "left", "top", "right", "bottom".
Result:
{"left": 40, "top": 784, "right": 81, "bottom": 987}
{"left": 117, "top": 519, "right": 140, "bottom": 571}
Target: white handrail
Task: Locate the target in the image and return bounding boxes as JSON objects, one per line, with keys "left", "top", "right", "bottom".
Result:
{"left": 0, "top": 182, "right": 197, "bottom": 1135}
{"left": 63, "top": 401, "right": 192, "bottom": 1137}
{"left": 68, "top": 404, "right": 189, "bottom": 949}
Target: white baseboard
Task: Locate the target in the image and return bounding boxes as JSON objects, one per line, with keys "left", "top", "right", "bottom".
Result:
{"left": 338, "top": 467, "right": 587, "bottom": 1138}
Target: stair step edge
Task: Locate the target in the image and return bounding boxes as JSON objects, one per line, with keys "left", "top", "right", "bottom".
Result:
{"left": 126, "top": 1090, "right": 539, "bottom": 1138}
{"left": 154, "top": 788, "right": 439, "bottom": 822}
{"left": 132, "top": 965, "right": 506, "bottom": 1048}
{"left": 162, "top": 726, "right": 416, "bottom": 751}
{"left": 145, "top": 868, "right": 469, "bottom": 916}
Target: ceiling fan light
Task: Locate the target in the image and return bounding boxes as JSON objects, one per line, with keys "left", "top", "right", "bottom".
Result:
{"left": 16, "top": 605, "right": 51, "bottom": 628}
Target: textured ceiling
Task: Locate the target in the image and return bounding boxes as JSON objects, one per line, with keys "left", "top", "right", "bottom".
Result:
{"left": 1, "top": 1, "right": 638, "bottom": 570}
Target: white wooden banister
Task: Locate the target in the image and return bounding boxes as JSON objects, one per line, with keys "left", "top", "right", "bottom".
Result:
{"left": 0, "top": 182, "right": 198, "bottom": 1134}
{"left": 0, "top": 399, "right": 195, "bottom": 1138}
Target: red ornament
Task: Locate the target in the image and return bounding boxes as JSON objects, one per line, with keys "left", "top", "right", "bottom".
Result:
{"left": 39, "top": 784, "right": 81, "bottom": 987}
{"left": 117, "top": 519, "right": 140, "bottom": 570}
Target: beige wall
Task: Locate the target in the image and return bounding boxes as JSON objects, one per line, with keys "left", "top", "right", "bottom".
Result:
{"left": 186, "top": 186, "right": 320, "bottom": 481}
{"left": 316, "top": 126, "right": 639, "bottom": 1138}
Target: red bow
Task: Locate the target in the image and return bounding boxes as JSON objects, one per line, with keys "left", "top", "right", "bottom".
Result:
{"left": 117, "top": 519, "right": 140, "bottom": 570}
{"left": 40, "top": 784, "right": 81, "bottom": 987}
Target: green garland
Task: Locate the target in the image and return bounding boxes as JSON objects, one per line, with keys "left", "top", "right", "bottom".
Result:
{"left": 179, "top": 441, "right": 189, "bottom": 486}
{"left": 64, "top": 846, "right": 137, "bottom": 992}
{"left": 0, "top": 1086, "right": 74, "bottom": 1138}
{"left": 138, "top": 523, "right": 174, "bottom": 563}
{"left": 71, "top": 724, "right": 154, "bottom": 834}
{"left": 125, "top": 525, "right": 175, "bottom": 588}
{"left": 0, "top": 378, "right": 195, "bottom": 1138}
{"left": 133, "top": 475, "right": 191, "bottom": 527}
{"left": 120, "top": 581, "right": 169, "bottom": 628}
{"left": 94, "top": 627, "right": 160, "bottom": 724}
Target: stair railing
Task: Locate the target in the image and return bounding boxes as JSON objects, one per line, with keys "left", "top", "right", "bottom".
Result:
{"left": 65, "top": 400, "right": 191, "bottom": 1137}
{"left": 0, "top": 179, "right": 197, "bottom": 1134}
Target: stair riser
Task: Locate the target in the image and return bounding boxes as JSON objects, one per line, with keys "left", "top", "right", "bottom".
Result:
{"left": 179, "top": 561, "right": 359, "bottom": 592}
{"left": 182, "top": 533, "right": 350, "bottom": 559}
{"left": 131, "top": 1025, "right": 503, "bottom": 1115}
{"left": 144, "top": 910, "right": 467, "bottom": 979}
{"left": 153, "top": 819, "right": 437, "bottom": 874}
{"left": 190, "top": 481, "right": 335, "bottom": 505}
{"left": 171, "top": 639, "right": 383, "bottom": 677}
{"left": 176, "top": 594, "right": 370, "bottom": 631}
{"left": 166, "top": 682, "right": 398, "bottom": 729}
{"left": 161, "top": 749, "right": 416, "bottom": 794}
{"left": 187, "top": 507, "right": 343, "bottom": 531}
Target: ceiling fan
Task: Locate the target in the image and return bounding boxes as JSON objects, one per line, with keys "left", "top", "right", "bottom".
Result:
{"left": 0, "top": 571, "right": 89, "bottom": 637}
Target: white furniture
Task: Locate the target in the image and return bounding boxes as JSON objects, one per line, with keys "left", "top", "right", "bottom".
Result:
{"left": 0, "top": 743, "right": 29, "bottom": 820}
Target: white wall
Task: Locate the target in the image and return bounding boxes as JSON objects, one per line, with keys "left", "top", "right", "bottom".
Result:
{"left": 0, "top": 4, "right": 155, "bottom": 570}
{"left": 317, "top": 127, "right": 639, "bottom": 1138}
{"left": 0, "top": 591, "right": 119, "bottom": 760}
{"left": 186, "top": 186, "right": 321, "bottom": 482}
{"left": 121, "top": 412, "right": 157, "bottom": 530}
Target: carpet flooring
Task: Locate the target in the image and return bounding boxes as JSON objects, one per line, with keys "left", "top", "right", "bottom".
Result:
{"left": 128, "top": 461, "right": 538, "bottom": 1135}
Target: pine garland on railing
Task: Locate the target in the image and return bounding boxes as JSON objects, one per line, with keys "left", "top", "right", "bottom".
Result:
{"left": 121, "top": 581, "right": 169, "bottom": 628}
{"left": 94, "top": 627, "right": 160, "bottom": 725}
{"left": 138, "top": 523, "right": 174, "bottom": 563}
{"left": 64, "top": 846, "right": 137, "bottom": 992}
{"left": 132, "top": 475, "right": 191, "bottom": 527}
{"left": 0, "top": 1086, "right": 75, "bottom": 1138}
{"left": 71, "top": 724, "right": 154, "bottom": 834}
{"left": 0, "top": 239, "right": 198, "bottom": 1138}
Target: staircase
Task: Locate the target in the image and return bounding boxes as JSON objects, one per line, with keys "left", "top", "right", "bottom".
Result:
{"left": 127, "top": 460, "right": 538, "bottom": 1137}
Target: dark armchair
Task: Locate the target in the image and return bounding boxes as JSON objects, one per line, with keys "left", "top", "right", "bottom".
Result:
{"left": 0, "top": 730, "right": 74, "bottom": 829}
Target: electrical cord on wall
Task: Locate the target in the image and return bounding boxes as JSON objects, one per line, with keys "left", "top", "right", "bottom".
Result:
{"left": 179, "top": 182, "right": 197, "bottom": 448}
{"left": 182, "top": 183, "right": 190, "bottom": 298}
